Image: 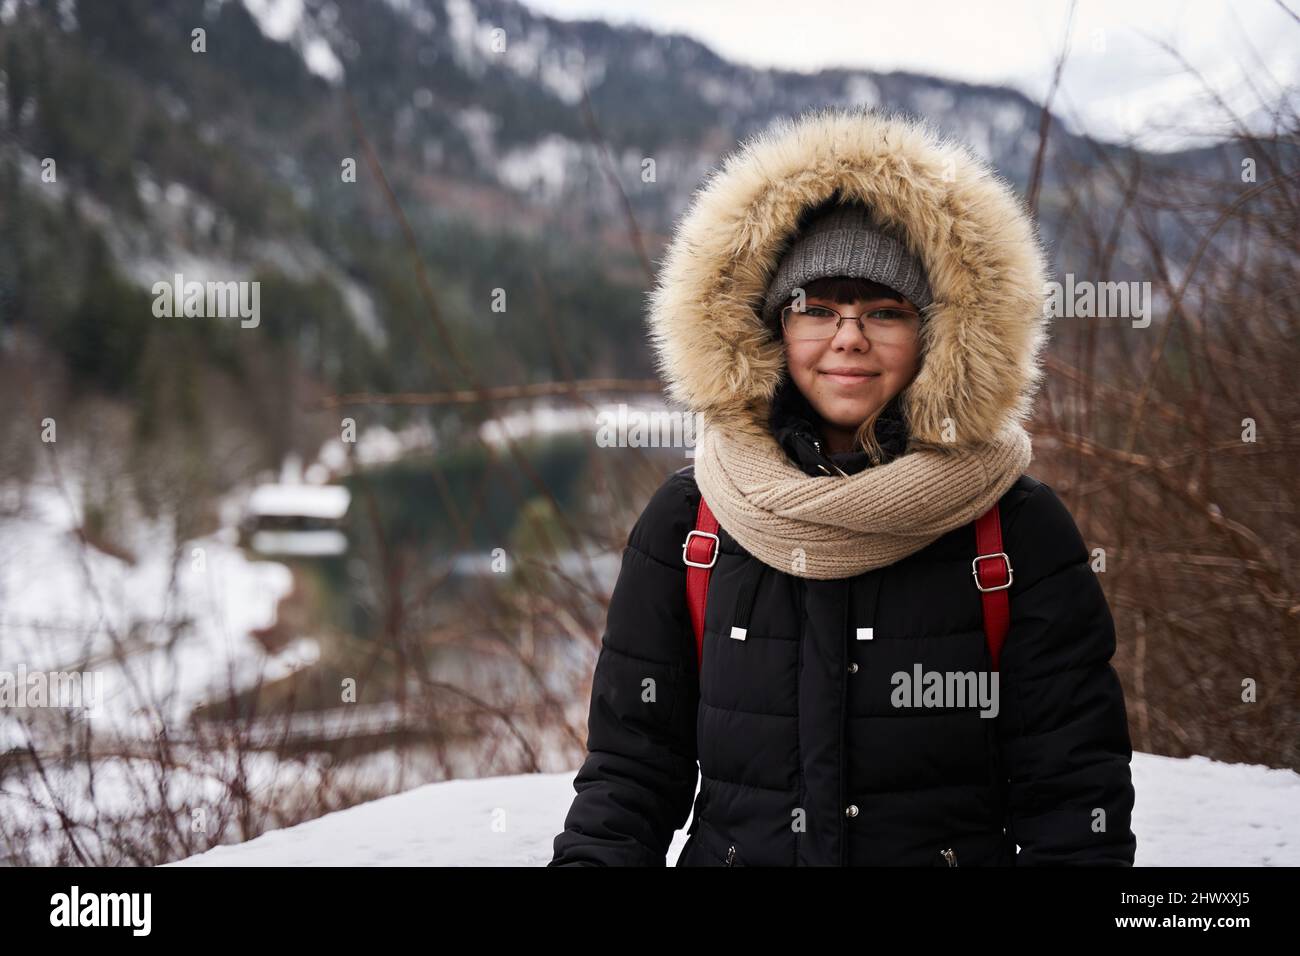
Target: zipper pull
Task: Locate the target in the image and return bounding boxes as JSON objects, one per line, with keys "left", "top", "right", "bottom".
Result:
{"left": 726, "top": 845, "right": 736, "bottom": 866}
{"left": 940, "top": 848, "right": 958, "bottom": 867}
{"left": 806, "top": 435, "right": 849, "bottom": 477}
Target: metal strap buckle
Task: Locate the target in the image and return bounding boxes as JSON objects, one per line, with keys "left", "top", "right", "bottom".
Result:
{"left": 971, "top": 552, "right": 1013, "bottom": 592}
{"left": 682, "top": 530, "right": 720, "bottom": 569}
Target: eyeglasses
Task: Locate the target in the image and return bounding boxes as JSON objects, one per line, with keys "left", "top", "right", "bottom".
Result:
{"left": 780, "top": 303, "right": 921, "bottom": 345}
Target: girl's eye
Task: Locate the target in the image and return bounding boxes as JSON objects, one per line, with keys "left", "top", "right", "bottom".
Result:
{"left": 868, "top": 309, "right": 913, "bottom": 320}
{"left": 803, "top": 306, "right": 837, "bottom": 318}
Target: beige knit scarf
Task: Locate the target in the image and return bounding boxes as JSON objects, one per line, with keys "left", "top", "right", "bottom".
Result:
{"left": 692, "top": 419, "right": 1033, "bottom": 580}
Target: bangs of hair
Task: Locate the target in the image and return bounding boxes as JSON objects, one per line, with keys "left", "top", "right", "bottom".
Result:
{"left": 800, "top": 275, "right": 909, "bottom": 305}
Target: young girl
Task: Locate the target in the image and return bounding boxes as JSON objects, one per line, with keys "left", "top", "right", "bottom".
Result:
{"left": 550, "top": 107, "right": 1136, "bottom": 866}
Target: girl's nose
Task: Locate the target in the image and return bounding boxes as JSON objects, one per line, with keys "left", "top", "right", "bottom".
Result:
{"left": 831, "top": 315, "right": 872, "bottom": 349}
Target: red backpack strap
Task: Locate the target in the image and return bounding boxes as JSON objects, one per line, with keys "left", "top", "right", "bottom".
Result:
{"left": 682, "top": 495, "right": 720, "bottom": 670}
{"left": 972, "top": 502, "right": 1013, "bottom": 670}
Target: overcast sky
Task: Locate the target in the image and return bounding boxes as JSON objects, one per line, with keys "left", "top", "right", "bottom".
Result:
{"left": 522, "top": 0, "right": 1298, "bottom": 151}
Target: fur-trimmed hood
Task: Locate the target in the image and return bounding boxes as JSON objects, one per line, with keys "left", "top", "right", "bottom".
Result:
{"left": 647, "top": 106, "right": 1050, "bottom": 452}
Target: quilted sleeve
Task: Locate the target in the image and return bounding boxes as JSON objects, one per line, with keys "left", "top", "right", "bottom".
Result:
{"left": 549, "top": 471, "right": 701, "bottom": 866}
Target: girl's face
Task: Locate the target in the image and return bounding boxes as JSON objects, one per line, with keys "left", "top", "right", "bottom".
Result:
{"left": 781, "top": 294, "right": 923, "bottom": 453}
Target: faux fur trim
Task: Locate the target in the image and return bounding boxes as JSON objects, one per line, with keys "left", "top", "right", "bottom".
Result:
{"left": 646, "top": 105, "right": 1050, "bottom": 450}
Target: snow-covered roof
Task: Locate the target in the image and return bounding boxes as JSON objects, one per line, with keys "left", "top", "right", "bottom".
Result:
{"left": 250, "top": 530, "right": 348, "bottom": 557}
{"left": 247, "top": 484, "right": 351, "bottom": 519}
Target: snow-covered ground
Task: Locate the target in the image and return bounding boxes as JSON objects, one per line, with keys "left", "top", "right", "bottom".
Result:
{"left": 0, "top": 482, "right": 300, "bottom": 747}
{"left": 0, "top": 472, "right": 330, "bottom": 863}
{"left": 172, "top": 752, "right": 1300, "bottom": 866}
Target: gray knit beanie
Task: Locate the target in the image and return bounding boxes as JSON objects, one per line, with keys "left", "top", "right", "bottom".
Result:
{"left": 761, "top": 199, "right": 933, "bottom": 328}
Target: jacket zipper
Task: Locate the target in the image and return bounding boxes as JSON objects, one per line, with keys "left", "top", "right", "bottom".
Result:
{"left": 725, "top": 845, "right": 737, "bottom": 866}
{"left": 941, "top": 848, "right": 958, "bottom": 867}
{"left": 806, "top": 436, "right": 849, "bottom": 477}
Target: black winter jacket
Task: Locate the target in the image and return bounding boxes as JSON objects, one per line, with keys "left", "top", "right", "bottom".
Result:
{"left": 550, "top": 377, "right": 1137, "bottom": 866}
